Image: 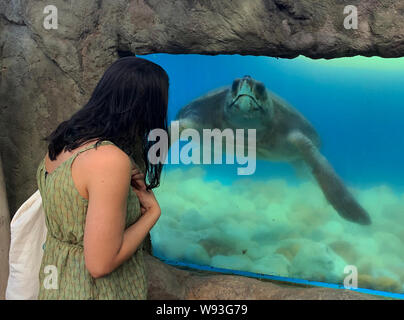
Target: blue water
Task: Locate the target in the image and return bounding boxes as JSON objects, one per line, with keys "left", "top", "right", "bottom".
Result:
{"left": 140, "top": 53, "right": 404, "bottom": 296}
{"left": 143, "top": 54, "right": 404, "bottom": 190}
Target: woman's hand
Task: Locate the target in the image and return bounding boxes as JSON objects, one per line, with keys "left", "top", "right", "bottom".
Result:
{"left": 131, "top": 166, "right": 161, "bottom": 216}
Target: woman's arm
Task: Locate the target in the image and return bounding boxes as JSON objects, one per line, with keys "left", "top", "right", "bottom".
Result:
{"left": 80, "top": 145, "right": 160, "bottom": 279}
{"left": 108, "top": 206, "right": 160, "bottom": 272}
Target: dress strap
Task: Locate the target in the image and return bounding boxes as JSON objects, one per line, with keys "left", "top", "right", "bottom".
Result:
{"left": 71, "top": 140, "right": 115, "bottom": 160}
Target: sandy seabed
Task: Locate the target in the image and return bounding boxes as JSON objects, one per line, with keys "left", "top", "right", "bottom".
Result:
{"left": 151, "top": 166, "right": 404, "bottom": 294}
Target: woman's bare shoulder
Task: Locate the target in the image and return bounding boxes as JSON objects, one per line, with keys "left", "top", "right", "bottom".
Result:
{"left": 70, "top": 143, "right": 132, "bottom": 200}
{"left": 76, "top": 143, "right": 132, "bottom": 175}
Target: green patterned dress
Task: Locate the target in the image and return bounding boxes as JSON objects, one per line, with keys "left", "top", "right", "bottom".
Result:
{"left": 36, "top": 140, "right": 147, "bottom": 299}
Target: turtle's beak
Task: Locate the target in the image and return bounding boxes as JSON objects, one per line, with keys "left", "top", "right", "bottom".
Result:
{"left": 230, "top": 77, "right": 260, "bottom": 110}
{"left": 229, "top": 93, "right": 263, "bottom": 113}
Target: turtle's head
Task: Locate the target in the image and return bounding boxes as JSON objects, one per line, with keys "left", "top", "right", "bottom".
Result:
{"left": 224, "top": 75, "right": 272, "bottom": 129}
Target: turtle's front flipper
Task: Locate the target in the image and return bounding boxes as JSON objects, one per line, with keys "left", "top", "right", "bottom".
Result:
{"left": 168, "top": 118, "right": 197, "bottom": 150}
{"left": 287, "top": 131, "right": 371, "bottom": 225}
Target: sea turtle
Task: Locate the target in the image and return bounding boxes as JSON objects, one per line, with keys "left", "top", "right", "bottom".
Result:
{"left": 173, "top": 75, "right": 371, "bottom": 225}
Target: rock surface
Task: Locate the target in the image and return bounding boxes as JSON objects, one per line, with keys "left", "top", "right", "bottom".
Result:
{"left": 0, "top": 157, "right": 10, "bottom": 300}
{"left": 144, "top": 253, "right": 381, "bottom": 300}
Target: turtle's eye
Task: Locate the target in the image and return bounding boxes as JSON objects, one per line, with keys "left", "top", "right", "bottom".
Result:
{"left": 232, "top": 79, "right": 240, "bottom": 95}
{"left": 255, "top": 83, "right": 266, "bottom": 97}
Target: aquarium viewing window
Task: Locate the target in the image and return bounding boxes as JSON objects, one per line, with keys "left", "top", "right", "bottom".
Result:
{"left": 140, "top": 53, "right": 404, "bottom": 299}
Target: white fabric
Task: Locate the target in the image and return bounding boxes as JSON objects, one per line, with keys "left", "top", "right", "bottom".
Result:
{"left": 6, "top": 190, "right": 47, "bottom": 300}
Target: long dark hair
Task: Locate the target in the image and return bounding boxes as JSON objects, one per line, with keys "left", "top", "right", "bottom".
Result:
{"left": 45, "top": 56, "right": 169, "bottom": 190}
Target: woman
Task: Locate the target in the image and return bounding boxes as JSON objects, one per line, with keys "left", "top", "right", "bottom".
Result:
{"left": 36, "top": 56, "right": 169, "bottom": 299}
